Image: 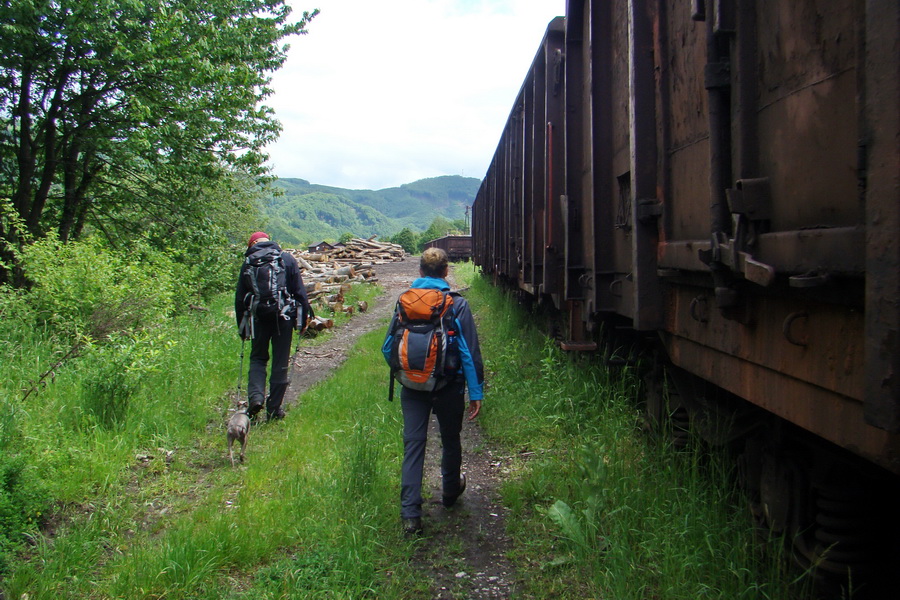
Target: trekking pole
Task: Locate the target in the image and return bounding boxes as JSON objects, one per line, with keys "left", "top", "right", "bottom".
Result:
{"left": 291, "top": 305, "right": 313, "bottom": 370}
{"left": 286, "top": 309, "right": 307, "bottom": 388}
{"left": 237, "top": 337, "right": 246, "bottom": 400}
{"left": 237, "top": 309, "right": 252, "bottom": 401}
{"left": 288, "top": 335, "right": 300, "bottom": 382}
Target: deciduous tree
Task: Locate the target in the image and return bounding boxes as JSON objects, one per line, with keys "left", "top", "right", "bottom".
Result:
{"left": 0, "top": 0, "right": 317, "bottom": 284}
{"left": 389, "top": 227, "right": 417, "bottom": 254}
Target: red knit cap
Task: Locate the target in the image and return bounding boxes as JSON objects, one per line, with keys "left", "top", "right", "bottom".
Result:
{"left": 247, "top": 231, "right": 269, "bottom": 247}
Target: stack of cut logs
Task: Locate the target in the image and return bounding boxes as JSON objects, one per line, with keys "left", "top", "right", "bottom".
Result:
{"left": 286, "top": 237, "right": 405, "bottom": 334}
{"left": 324, "top": 237, "right": 405, "bottom": 264}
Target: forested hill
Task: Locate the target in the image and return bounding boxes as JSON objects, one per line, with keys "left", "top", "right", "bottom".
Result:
{"left": 263, "top": 175, "right": 480, "bottom": 247}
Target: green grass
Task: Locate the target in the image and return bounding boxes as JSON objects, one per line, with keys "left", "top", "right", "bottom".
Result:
{"left": 1, "top": 265, "right": 806, "bottom": 599}
{"left": 452, "top": 261, "right": 808, "bottom": 599}
{"left": 1, "top": 281, "right": 421, "bottom": 599}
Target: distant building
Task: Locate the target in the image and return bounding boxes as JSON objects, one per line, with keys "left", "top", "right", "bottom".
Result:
{"left": 308, "top": 241, "right": 334, "bottom": 252}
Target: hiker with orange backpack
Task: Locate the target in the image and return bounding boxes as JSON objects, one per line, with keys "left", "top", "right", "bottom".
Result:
{"left": 382, "top": 247, "right": 484, "bottom": 535}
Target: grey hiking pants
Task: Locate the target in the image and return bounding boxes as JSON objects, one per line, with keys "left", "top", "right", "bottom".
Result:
{"left": 248, "top": 315, "right": 295, "bottom": 416}
{"left": 400, "top": 378, "right": 466, "bottom": 519}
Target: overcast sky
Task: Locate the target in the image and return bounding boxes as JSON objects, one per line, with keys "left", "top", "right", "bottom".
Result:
{"left": 265, "top": 0, "right": 566, "bottom": 191}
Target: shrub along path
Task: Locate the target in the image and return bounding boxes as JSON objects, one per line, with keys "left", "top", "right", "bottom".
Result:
{"left": 279, "top": 257, "right": 517, "bottom": 599}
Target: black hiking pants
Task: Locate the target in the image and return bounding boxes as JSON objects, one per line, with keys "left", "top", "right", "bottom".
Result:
{"left": 248, "top": 315, "right": 295, "bottom": 417}
{"left": 400, "top": 378, "right": 466, "bottom": 519}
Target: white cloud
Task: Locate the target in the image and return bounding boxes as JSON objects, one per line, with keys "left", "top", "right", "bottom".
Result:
{"left": 266, "top": 0, "right": 566, "bottom": 190}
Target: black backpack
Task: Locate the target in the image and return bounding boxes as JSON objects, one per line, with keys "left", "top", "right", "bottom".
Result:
{"left": 243, "top": 245, "right": 294, "bottom": 322}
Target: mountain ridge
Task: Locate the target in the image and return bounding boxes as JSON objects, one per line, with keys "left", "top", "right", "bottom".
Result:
{"left": 264, "top": 175, "right": 480, "bottom": 247}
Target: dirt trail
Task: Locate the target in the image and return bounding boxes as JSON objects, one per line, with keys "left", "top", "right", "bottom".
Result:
{"left": 282, "top": 258, "right": 517, "bottom": 599}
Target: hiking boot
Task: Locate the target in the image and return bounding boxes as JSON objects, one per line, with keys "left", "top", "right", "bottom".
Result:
{"left": 402, "top": 517, "right": 423, "bottom": 536}
{"left": 442, "top": 473, "right": 467, "bottom": 507}
{"left": 267, "top": 407, "right": 286, "bottom": 422}
{"left": 248, "top": 399, "right": 264, "bottom": 418}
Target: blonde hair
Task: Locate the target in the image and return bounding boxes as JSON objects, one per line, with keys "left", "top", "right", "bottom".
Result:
{"left": 420, "top": 247, "right": 449, "bottom": 278}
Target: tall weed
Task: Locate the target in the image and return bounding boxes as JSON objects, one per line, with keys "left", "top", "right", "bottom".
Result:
{"left": 75, "top": 331, "right": 171, "bottom": 430}
{"left": 0, "top": 453, "right": 49, "bottom": 576}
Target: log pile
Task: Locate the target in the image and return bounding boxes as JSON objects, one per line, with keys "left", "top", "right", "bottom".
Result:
{"left": 287, "top": 237, "right": 404, "bottom": 295}
{"left": 289, "top": 256, "right": 377, "bottom": 296}
{"left": 296, "top": 237, "right": 404, "bottom": 268}
{"left": 328, "top": 237, "right": 405, "bottom": 264}
{"left": 286, "top": 237, "right": 403, "bottom": 327}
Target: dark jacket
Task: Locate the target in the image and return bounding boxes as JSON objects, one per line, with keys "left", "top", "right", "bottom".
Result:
{"left": 382, "top": 276, "right": 484, "bottom": 401}
{"left": 235, "top": 240, "right": 312, "bottom": 329}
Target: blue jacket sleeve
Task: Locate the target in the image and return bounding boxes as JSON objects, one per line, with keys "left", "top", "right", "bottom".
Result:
{"left": 382, "top": 312, "right": 398, "bottom": 366}
{"left": 452, "top": 297, "right": 484, "bottom": 401}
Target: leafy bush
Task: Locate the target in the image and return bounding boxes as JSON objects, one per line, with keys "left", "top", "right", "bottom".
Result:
{"left": 20, "top": 234, "right": 176, "bottom": 338}
{"left": 162, "top": 240, "right": 241, "bottom": 308}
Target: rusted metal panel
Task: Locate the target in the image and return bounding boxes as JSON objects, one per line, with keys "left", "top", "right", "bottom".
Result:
{"left": 757, "top": 0, "right": 863, "bottom": 231}
{"left": 667, "top": 144, "right": 712, "bottom": 241}
{"left": 594, "top": 0, "right": 637, "bottom": 318}
{"left": 758, "top": 74, "right": 861, "bottom": 230}
{"left": 506, "top": 106, "right": 522, "bottom": 278}
{"left": 531, "top": 40, "right": 548, "bottom": 290}
{"left": 493, "top": 141, "right": 506, "bottom": 276}
{"left": 563, "top": 2, "right": 588, "bottom": 304}
{"left": 475, "top": 175, "right": 488, "bottom": 272}
{"left": 520, "top": 89, "right": 535, "bottom": 287}
{"left": 542, "top": 20, "right": 567, "bottom": 307}
{"left": 628, "top": 0, "right": 662, "bottom": 330}
{"left": 663, "top": 0, "right": 710, "bottom": 242}
{"left": 561, "top": 1, "right": 596, "bottom": 347}
{"left": 864, "top": 0, "right": 900, "bottom": 431}
{"left": 581, "top": 0, "right": 617, "bottom": 316}
{"left": 472, "top": 183, "right": 485, "bottom": 270}
{"left": 584, "top": 0, "right": 611, "bottom": 324}
{"left": 498, "top": 126, "right": 511, "bottom": 277}
{"left": 663, "top": 332, "right": 900, "bottom": 475}
{"left": 666, "top": 285, "right": 865, "bottom": 402}
{"left": 653, "top": 0, "right": 893, "bottom": 458}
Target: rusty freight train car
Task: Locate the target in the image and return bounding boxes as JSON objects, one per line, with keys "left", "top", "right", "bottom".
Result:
{"left": 423, "top": 235, "right": 472, "bottom": 261}
{"left": 473, "top": 0, "right": 899, "bottom": 592}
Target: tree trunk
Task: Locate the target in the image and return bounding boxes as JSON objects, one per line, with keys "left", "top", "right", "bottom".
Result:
{"left": 13, "top": 65, "right": 35, "bottom": 227}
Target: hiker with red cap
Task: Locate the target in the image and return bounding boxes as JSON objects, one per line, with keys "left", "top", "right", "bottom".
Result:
{"left": 235, "top": 232, "right": 313, "bottom": 420}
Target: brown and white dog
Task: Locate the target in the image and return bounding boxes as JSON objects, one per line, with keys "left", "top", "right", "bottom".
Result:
{"left": 227, "top": 401, "right": 250, "bottom": 466}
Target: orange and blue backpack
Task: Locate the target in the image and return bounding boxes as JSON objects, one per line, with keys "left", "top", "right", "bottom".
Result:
{"left": 387, "top": 288, "right": 461, "bottom": 400}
